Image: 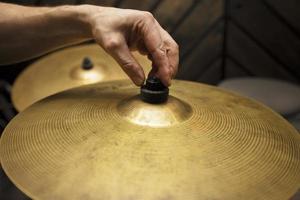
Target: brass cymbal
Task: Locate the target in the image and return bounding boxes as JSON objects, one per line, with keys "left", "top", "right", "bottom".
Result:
{"left": 11, "top": 44, "right": 151, "bottom": 112}
{"left": 1, "top": 80, "right": 300, "bottom": 200}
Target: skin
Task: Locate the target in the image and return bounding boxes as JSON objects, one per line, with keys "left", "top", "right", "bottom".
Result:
{"left": 0, "top": 3, "right": 179, "bottom": 86}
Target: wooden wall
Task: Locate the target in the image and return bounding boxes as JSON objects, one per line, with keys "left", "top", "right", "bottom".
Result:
{"left": 1, "top": 0, "right": 300, "bottom": 85}
{"left": 225, "top": 0, "right": 300, "bottom": 83}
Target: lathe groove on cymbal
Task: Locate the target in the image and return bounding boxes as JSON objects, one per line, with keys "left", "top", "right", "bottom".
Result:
{"left": 1, "top": 80, "right": 300, "bottom": 200}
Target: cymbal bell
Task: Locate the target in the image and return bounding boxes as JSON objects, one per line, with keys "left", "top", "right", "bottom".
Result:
{"left": 11, "top": 44, "right": 151, "bottom": 112}
{"left": 1, "top": 80, "right": 300, "bottom": 200}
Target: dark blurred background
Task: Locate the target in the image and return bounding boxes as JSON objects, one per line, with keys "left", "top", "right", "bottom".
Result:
{"left": 0, "top": 0, "right": 300, "bottom": 199}
{"left": 1, "top": 0, "right": 300, "bottom": 84}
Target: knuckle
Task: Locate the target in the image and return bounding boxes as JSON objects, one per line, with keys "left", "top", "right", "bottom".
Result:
{"left": 141, "top": 11, "right": 155, "bottom": 23}
{"left": 154, "top": 47, "right": 166, "bottom": 57}
{"left": 122, "top": 62, "right": 136, "bottom": 71}
{"left": 103, "top": 38, "right": 122, "bottom": 51}
{"left": 169, "top": 63, "right": 176, "bottom": 71}
{"left": 92, "top": 28, "right": 101, "bottom": 37}
{"left": 164, "top": 67, "right": 171, "bottom": 76}
{"left": 167, "top": 41, "right": 179, "bottom": 53}
{"left": 143, "top": 11, "right": 154, "bottom": 19}
{"left": 174, "top": 42, "right": 179, "bottom": 51}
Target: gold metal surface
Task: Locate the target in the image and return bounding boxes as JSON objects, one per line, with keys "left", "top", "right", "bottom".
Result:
{"left": 1, "top": 80, "right": 300, "bottom": 200}
{"left": 11, "top": 44, "right": 151, "bottom": 112}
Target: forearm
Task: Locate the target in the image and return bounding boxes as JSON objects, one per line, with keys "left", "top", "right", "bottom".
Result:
{"left": 0, "top": 3, "right": 178, "bottom": 86}
{"left": 0, "top": 3, "right": 93, "bottom": 65}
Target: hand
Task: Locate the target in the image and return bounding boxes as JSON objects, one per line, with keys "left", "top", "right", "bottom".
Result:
{"left": 83, "top": 6, "right": 179, "bottom": 86}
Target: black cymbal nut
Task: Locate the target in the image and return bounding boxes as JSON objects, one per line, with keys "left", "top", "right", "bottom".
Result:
{"left": 140, "top": 76, "right": 169, "bottom": 104}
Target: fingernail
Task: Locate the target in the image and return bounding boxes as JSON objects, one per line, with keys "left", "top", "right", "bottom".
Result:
{"left": 135, "top": 77, "right": 144, "bottom": 86}
{"left": 138, "top": 70, "right": 145, "bottom": 85}
{"left": 162, "top": 78, "right": 171, "bottom": 87}
{"left": 167, "top": 80, "right": 171, "bottom": 87}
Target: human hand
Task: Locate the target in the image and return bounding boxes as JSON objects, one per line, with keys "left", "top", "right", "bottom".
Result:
{"left": 82, "top": 6, "right": 179, "bottom": 86}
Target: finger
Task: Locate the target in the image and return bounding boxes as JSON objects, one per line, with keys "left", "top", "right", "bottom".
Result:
{"left": 165, "top": 39, "right": 179, "bottom": 78}
{"left": 166, "top": 41, "right": 179, "bottom": 78}
{"left": 148, "top": 64, "right": 158, "bottom": 78}
{"left": 152, "top": 46, "right": 171, "bottom": 86}
{"left": 155, "top": 22, "right": 179, "bottom": 79}
{"left": 137, "top": 12, "right": 171, "bottom": 86}
{"left": 136, "top": 40, "right": 148, "bottom": 55}
{"left": 102, "top": 34, "right": 145, "bottom": 86}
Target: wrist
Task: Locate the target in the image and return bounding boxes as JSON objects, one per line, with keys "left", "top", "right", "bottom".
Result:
{"left": 71, "top": 5, "right": 107, "bottom": 40}
{"left": 74, "top": 5, "right": 107, "bottom": 37}
{"left": 47, "top": 5, "right": 95, "bottom": 40}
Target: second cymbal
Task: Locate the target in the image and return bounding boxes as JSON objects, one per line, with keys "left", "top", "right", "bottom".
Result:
{"left": 11, "top": 44, "right": 151, "bottom": 111}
